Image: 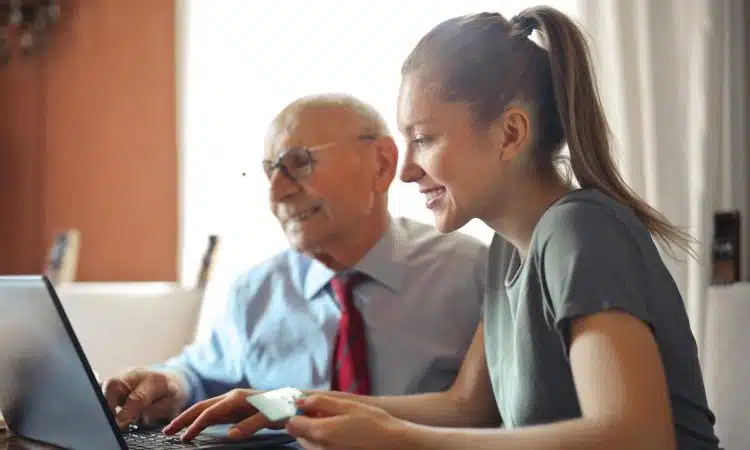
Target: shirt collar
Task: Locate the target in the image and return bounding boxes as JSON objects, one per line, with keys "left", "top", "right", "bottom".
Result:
{"left": 303, "top": 218, "right": 408, "bottom": 300}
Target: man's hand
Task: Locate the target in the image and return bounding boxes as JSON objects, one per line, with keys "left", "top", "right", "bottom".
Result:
{"left": 163, "top": 389, "right": 282, "bottom": 442}
{"left": 102, "top": 368, "right": 189, "bottom": 429}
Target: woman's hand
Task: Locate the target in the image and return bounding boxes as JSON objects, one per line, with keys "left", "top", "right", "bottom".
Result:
{"left": 286, "top": 394, "right": 412, "bottom": 450}
{"left": 161, "top": 388, "right": 281, "bottom": 442}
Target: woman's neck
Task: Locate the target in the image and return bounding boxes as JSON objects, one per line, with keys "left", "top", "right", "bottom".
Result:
{"left": 486, "top": 176, "right": 572, "bottom": 259}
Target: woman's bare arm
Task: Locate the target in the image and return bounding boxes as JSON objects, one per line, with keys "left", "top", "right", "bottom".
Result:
{"left": 309, "top": 321, "right": 500, "bottom": 428}
{"left": 401, "top": 311, "right": 677, "bottom": 450}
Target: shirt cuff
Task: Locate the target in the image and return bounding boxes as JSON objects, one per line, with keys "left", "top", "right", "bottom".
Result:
{"left": 150, "top": 363, "right": 202, "bottom": 409}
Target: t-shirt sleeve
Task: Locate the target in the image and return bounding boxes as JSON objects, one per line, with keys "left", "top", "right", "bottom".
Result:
{"left": 535, "top": 202, "right": 653, "bottom": 353}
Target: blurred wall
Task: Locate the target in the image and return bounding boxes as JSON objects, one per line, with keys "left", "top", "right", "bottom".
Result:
{"left": 0, "top": 0, "right": 177, "bottom": 281}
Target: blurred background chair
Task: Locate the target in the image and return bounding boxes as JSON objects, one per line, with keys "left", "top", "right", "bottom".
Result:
{"left": 54, "top": 234, "right": 221, "bottom": 380}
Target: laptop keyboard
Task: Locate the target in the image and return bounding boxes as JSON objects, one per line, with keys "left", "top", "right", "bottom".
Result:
{"left": 124, "top": 428, "right": 227, "bottom": 449}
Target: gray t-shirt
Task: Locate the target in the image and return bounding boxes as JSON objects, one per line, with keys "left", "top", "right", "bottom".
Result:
{"left": 483, "top": 188, "right": 719, "bottom": 449}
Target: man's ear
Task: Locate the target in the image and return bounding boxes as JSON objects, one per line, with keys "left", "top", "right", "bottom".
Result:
{"left": 372, "top": 136, "right": 398, "bottom": 193}
{"left": 487, "top": 106, "right": 531, "bottom": 162}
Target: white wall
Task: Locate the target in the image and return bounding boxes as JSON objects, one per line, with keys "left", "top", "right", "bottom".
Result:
{"left": 176, "top": 1, "right": 578, "bottom": 330}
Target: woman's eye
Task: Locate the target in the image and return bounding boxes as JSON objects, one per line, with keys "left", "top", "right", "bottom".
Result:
{"left": 411, "top": 136, "right": 432, "bottom": 146}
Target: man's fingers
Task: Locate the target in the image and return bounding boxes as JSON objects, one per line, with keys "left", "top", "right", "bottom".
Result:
{"left": 102, "top": 378, "right": 131, "bottom": 416}
{"left": 162, "top": 397, "right": 221, "bottom": 435}
{"left": 140, "top": 396, "right": 178, "bottom": 425}
{"left": 226, "top": 413, "right": 273, "bottom": 440}
{"left": 265, "top": 419, "right": 289, "bottom": 430}
{"left": 103, "top": 369, "right": 148, "bottom": 423}
{"left": 178, "top": 403, "right": 225, "bottom": 442}
{"left": 295, "top": 395, "right": 355, "bottom": 418}
{"left": 116, "top": 377, "right": 164, "bottom": 427}
{"left": 177, "top": 396, "right": 254, "bottom": 442}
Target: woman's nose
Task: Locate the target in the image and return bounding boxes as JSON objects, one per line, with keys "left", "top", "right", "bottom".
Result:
{"left": 399, "top": 149, "right": 424, "bottom": 183}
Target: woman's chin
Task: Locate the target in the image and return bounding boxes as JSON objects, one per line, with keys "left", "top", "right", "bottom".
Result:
{"left": 431, "top": 210, "right": 467, "bottom": 234}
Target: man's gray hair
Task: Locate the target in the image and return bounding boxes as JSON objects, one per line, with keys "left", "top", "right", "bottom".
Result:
{"left": 267, "top": 93, "right": 391, "bottom": 147}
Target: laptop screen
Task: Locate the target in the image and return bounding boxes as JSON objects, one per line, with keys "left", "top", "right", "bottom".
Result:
{"left": 0, "top": 275, "right": 127, "bottom": 449}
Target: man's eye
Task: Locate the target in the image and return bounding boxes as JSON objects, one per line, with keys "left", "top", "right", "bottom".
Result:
{"left": 285, "top": 152, "right": 312, "bottom": 168}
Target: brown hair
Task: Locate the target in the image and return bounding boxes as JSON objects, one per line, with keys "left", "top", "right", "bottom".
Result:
{"left": 401, "top": 6, "right": 694, "bottom": 257}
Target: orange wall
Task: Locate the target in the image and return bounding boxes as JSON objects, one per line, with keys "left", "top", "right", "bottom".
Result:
{"left": 0, "top": 0, "right": 177, "bottom": 281}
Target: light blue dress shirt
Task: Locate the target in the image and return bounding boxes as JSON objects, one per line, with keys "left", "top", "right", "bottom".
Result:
{"left": 163, "top": 217, "right": 487, "bottom": 406}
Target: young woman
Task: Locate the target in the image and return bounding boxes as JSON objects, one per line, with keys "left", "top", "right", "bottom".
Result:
{"left": 164, "top": 6, "right": 720, "bottom": 449}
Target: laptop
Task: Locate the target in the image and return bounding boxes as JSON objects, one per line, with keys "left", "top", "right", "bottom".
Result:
{"left": 0, "top": 275, "right": 297, "bottom": 449}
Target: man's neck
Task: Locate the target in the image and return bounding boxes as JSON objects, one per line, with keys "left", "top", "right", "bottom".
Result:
{"left": 312, "top": 212, "right": 390, "bottom": 272}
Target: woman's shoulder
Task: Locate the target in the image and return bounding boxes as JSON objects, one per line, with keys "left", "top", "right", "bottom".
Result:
{"left": 534, "top": 188, "right": 654, "bottom": 248}
{"left": 544, "top": 188, "right": 641, "bottom": 225}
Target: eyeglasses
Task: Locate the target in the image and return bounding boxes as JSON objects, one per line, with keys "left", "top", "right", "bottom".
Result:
{"left": 262, "top": 134, "right": 377, "bottom": 182}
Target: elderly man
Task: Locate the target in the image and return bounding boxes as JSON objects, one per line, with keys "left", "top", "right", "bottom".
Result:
{"left": 103, "top": 93, "right": 487, "bottom": 428}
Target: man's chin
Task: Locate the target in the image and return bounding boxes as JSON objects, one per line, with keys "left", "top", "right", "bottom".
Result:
{"left": 285, "top": 234, "right": 324, "bottom": 255}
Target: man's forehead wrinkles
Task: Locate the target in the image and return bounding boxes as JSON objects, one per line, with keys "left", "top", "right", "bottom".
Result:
{"left": 268, "top": 133, "right": 305, "bottom": 160}
{"left": 264, "top": 108, "right": 303, "bottom": 158}
{"left": 265, "top": 126, "right": 300, "bottom": 159}
{"left": 264, "top": 107, "right": 361, "bottom": 160}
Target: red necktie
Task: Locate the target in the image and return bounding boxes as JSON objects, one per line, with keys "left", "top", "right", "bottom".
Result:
{"left": 329, "top": 272, "right": 371, "bottom": 395}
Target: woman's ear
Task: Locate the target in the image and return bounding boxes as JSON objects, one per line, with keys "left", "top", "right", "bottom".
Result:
{"left": 488, "top": 106, "right": 531, "bottom": 162}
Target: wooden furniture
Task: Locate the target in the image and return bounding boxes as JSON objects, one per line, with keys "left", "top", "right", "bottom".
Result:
{"left": 43, "top": 229, "right": 80, "bottom": 286}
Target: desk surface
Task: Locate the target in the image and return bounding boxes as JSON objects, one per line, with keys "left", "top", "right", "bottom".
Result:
{"left": 1, "top": 431, "right": 57, "bottom": 449}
